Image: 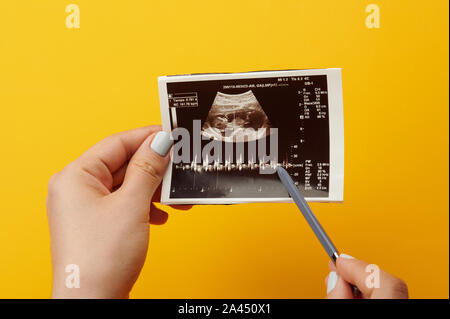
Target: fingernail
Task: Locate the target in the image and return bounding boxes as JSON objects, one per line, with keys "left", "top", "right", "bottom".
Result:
{"left": 339, "top": 253, "right": 355, "bottom": 259}
{"left": 327, "top": 271, "right": 338, "bottom": 294}
{"left": 150, "top": 131, "right": 173, "bottom": 156}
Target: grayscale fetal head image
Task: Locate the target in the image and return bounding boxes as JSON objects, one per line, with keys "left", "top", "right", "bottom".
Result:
{"left": 201, "top": 90, "right": 272, "bottom": 142}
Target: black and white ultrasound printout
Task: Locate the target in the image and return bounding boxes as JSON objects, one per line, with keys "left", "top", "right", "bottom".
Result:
{"left": 158, "top": 69, "right": 344, "bottom": 204}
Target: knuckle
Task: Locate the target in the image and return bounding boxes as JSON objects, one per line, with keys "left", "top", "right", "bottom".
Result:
{"left": 391, "top": 278, "right": 408, "bottom": 296}
{"left": 132, "top": 158, "right": 162, "bottom": 182}
{"left": 47, "top": 172, "right": 61, "bottom": 193}
{"left": 47, "top": 163, "right": 75, "bottom": 196}
{"left": 47, "top": 171, "right": 63, "bottom": 214}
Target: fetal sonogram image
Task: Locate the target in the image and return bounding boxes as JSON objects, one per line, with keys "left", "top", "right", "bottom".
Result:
{"left": 201, "top": 90, "right": 272, "bottom": 142}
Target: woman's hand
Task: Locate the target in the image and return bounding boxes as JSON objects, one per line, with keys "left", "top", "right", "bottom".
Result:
{"left": 47, "top": 126, "right": 175, "bottom": 298}
{"left": 325, "top": 254, "right": 409, "bottom": 299}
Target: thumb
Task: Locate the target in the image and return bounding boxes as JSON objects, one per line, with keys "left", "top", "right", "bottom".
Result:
{"left": 325, "top": 271, "right": 354, "bottom": 299}
{"left": 119, "top": 131, "right": 173, "bottom": 204}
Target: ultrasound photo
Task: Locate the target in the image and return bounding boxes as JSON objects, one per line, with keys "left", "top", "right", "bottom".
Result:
{"left": 158, "top": 69, "right": 344, "bottom": 204}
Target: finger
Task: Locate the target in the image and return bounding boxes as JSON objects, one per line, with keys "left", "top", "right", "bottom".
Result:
{"left": 112, "top": 162, "right": 128, "bottom": 187}
{"left": 336, "top": 253, "right": 392, "bottom": 298}
{"left": 77, "top": 126, "right": 161, "bottom": 190}
{"left": 119, "top": 131, "right": 173, "bottom": 206}
{"left": 328, "top": 260, "right": 337, "bottom": 271}
{"left": 337, "top": 254, "right": 408, "bottom": 299}
{"left": 326, "top": 271, "right": 354, "bottom": 299}
{"left": 169, "top": 205, "right": 193, "bottom": 211}
{"left": 335, "top": 254, "right": 374, "bottom": 297}
{"left": 81, "top": 126, "right": 161, "bottom": 172}
{"left": 151, "top": 185, "right": 162, "bottom": 203}
{"left": 149, "top": 204, "right": 169, "bottom": 225}
{"left": 151, "top": 185, "right": 193, "bottom": 210}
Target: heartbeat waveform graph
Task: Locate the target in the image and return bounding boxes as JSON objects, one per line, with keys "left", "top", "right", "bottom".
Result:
{"left": 170, "top": 141, "right": 306, "bottom": 196}
{"left": 173, "top": 141, "right": 303, "bottom": 173}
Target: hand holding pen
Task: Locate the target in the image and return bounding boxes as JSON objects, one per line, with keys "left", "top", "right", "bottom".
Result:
{"left": 325, "top": 254, "right": 408, "bottom": 299}
{"left": 277, "top": 167, "right": 408, "bottom": 299}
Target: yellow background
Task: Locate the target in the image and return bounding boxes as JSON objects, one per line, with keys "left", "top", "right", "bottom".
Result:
{"left": 0, "top": 0, "right": 448, "bottom": 299}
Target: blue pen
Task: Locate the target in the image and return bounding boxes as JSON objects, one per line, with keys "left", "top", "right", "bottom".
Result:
{"left": 276, "top": 166, "right": 361, "bottom": 296}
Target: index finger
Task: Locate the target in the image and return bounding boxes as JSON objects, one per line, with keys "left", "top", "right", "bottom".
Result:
{"left": 336, "top": 256, "right": 376, "bottom": 296}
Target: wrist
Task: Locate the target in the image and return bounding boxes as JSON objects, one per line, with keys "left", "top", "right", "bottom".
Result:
{"left": 51, "top": 265, "right": 130, "bottom": 299}
{"left": 52, "top": 279, "right": 130, "bottom": 299}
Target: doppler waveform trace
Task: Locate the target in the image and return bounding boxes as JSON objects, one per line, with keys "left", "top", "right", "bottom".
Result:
{"left": 174, "top": 142, "right": 303, "bottom": 173}
{"left": 171, "top": 144, "right": 307, "bottom": 194}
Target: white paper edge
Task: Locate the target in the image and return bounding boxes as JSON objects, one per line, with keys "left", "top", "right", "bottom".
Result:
{"left": 158, "top": 68, "right": 344, "bottom": 205}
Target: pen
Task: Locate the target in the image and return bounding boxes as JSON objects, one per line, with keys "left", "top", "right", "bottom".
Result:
{"left": 276, "top": 166, "right": 361, "bottom": 296}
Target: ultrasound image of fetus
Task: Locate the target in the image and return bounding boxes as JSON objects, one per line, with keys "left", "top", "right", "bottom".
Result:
{"left": 202, "top": 91, "right": 272, "bottom": 142}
